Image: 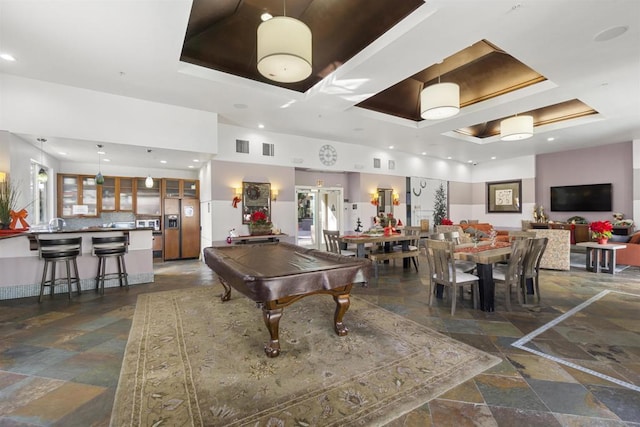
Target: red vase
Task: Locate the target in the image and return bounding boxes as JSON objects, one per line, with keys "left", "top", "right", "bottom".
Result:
{"left": 597, "top": 237, "right": 608, "bottom": 245}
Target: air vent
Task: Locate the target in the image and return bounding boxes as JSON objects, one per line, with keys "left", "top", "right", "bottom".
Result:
{"left": 373, "top": 158, "right": 381, "bottom": 169}
{"left": 262, "top": 143, "right": 275, "bottom": 156}
{"left": 388, "top": 160, "right": 395, "bottom": 170}
{"left": 236, "top": 139, "right": 249, "bottom": 153}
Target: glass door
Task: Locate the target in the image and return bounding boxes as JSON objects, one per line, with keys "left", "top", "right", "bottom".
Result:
{"left": 295, "top": 187, "right": 344, "bottom": 250}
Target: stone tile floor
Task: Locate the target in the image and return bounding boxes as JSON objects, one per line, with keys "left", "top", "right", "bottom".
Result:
{"left": 0, "top": 250, "right": 639, "bottom": 426}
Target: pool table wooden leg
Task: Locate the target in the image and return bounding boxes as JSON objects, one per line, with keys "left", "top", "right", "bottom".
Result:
{"left": 333, "top": 293, "right": 350, "bottom": 336}
{"left": 218, "top": 277, "right": 231, "bottom": 301}
{"left": 262, "top": 307, "right": 283, "bottom": 358}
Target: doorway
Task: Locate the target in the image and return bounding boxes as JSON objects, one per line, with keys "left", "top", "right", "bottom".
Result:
{"left": 295, "top": 187, "right": 344, "bottom": 249}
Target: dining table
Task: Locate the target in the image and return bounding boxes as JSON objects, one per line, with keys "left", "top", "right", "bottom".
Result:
{"left": 340, "top": 232, "right": 418, "bottom": 268}
{"left": 454, "top": 241, "right": 512, "bottom": 312}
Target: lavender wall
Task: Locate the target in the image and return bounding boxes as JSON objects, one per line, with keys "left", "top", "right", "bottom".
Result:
{"left": 536, "top": 141, "right": 632, "bottom": 223}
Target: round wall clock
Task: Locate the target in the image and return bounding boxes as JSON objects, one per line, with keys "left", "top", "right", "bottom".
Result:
{"left": 319, "top": 144, "right": 337, "bottom": 166}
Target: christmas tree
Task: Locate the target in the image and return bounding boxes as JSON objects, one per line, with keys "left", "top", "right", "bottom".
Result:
{"left": 433, "top": 182, "right": 447, "bottom": 227}
{"left": 355, "top": 217, "right": 363, "bottom": 232}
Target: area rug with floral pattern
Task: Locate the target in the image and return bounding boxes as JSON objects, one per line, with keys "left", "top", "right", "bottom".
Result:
{"left": 111, "top": 287, "right": 500, "bottom": 426}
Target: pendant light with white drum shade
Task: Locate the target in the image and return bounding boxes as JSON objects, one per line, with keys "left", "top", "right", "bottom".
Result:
{"left": 500, "top": 115, "right": 534, "bottom": 141}
{"left": 257, "top": 1, "right": 312, "bottom": 83}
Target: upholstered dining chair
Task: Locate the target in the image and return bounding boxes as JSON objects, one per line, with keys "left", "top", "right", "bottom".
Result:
{"left": 426, "top": 239, "right": 479, "bottom": 315}
{"left": 521, "top": 237, "right": 548, "bottom": 304}
{"left": 492, "top": 238, "right": 530, "bottom": 311}
{"left": 323, "top": 230, "right": 356, "bottom": 257}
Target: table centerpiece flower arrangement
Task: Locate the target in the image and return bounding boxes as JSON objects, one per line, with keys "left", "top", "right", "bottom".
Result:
{"left": 248, "top": 210, "right": 273, "bottom": 236}
{"left": 589, "top": 220, "right": 613, "bottom": 244}
{"left": 440, "top": 218, "right": 453, "bottom": 225}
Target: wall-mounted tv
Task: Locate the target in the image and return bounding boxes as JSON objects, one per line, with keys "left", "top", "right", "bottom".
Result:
{"left": 550, "top": 183, "right": 612, "bottom": 212}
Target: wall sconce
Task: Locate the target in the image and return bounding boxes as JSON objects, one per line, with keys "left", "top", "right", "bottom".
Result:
{"left": 370, "top": 192, "right": 379, "bottom": 206}
{"left": 0, "top": 172, "right": 6, "bottom": 183}
{"left": 232, "top": 187, "right": 242, "bottom": 208}
{"left": 271, "top": 189, "right": 279, "bottom": 201}
{"left": 392, "top": 191, "right": 400, "bottom": 206}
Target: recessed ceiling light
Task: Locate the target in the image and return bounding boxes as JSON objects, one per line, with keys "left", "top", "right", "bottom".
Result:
{"left": 58, "top": 152, "right": 67, "bottom": 156}
{"left": 0, "top": 53, "right": 15, "bottom": 61}
{"left": 467, "top": 160, "right": 473, "bottom": 163}
{"left": 160, "top": 160, "right": 167, "bottom": 164}
{"left": 103, "top": 158, "right": 111, "bottom": 162}
{"left": 388, "top": 145, "right": 394, "bottom": 149}
{"left": 97, "top": 150, "right": 106, "bottom": 155}
{"left": 261, "top": 12, "right": 273, "bottom": 22}
{"left": 188, "top": 165, "right": 194, "bottom": 169}
{"left": 491, "top": 156, "right": 497, "bottom": 160}
{"left": 446, "top": 156, "right": 452, "bottom": 160}
{"left": 547, "top": 137, "right": 555, "bottom": 141}
{"left": 193, "top": 159, "right": 199, "bottom": 163}
{"left": 594, "top": 25, "right": 628, "bottom": 42}
{"left": 421, "top": 152, "right": 427, "bottom": 155}
{"left": 258, "top": 124, "right": 264, "bottom": 129}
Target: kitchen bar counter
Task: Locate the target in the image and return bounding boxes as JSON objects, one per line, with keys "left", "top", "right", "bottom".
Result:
{"left": 0, "top": 228, "right": 154, "bottom": 300}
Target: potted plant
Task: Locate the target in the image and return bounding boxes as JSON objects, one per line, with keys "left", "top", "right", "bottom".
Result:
{"left": 0, "top": 179, "right": 20, "bottom": 229}
{"left": 248, "top": 210, "right": 272, "bottom": 235}
{"left": 589, "top": 220, "right": 613, "bottom": 244}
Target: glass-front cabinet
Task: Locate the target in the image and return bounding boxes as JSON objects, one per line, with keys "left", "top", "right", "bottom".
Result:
{"left": 136, "top": 178, "right": 161, "bottom": 215}
{"left": 57, "top": 174, "right": 99, "bottom": 217}
{"left": 163, "top": 179, "right": 199, "bottom": 199}
{"left": 101, "top": 177, "right": 133, "bottom": 212}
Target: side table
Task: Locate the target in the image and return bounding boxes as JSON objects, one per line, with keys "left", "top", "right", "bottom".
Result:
{"left": 576, "top": 242, "right": 627, "bottom": 274}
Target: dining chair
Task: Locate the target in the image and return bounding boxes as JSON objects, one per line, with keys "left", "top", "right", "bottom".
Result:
{"left": 492, "top": 238, "right": 529, "bottom": 311}
{"left": 521, "top": 237, "right": 548, "bottom": 304}
{"left": 426, "top": 239, "right": 479, "bottom": 315}
{"left": 441, "top": 231, "right": 476, "bottom": 273}
{"left": 323, "top": 230, "right": 356, "bottom": 257}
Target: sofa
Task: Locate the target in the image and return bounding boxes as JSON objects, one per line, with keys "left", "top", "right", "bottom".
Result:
{"left": 435, "top": 223, "right": 509, "bottom": 243}
{"left": 611, "top": 232, "right": 640, "bottom": 267}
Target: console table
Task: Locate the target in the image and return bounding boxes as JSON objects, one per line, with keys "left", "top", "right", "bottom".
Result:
{"left": 576, "top": 242, "right": 627, "bottom": 274}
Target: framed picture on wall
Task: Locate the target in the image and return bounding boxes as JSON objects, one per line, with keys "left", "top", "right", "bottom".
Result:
{"left": 487, "top": 180, "right": 522, "bottom": 213}
{"left": 242, "top": 182, "right": 271, "bottom": 224}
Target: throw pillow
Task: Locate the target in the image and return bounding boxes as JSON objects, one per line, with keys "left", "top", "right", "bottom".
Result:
{"left": 465, "top": 227, "right": 488, "bottom": 238}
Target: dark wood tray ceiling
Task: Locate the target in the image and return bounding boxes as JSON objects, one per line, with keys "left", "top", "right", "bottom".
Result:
{"left": 182, "top": 3, "right": 598, "bottom": 133}
{"left": 455, "top": 99, "right": 598, "bottom": 139}
{"left": 181, "top": 0, "right": 424, "bottom": 92}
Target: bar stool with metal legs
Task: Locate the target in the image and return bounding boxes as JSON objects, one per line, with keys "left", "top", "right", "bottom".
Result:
{"left": 92, "top": 235, "right": 129, "bottom": 295}
{"left": 37, "top": 237, "right": 82, "bottom": 303}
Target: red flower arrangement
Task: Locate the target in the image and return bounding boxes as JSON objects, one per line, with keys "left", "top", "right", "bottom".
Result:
{"left": 441, "top": 218, "right": 453, "bottom": 225}
{"left": 250, "top": 210, "right": 271, "bottom": 225}
{"left": 589, "top": 220, "right": 612, "bottom": 239}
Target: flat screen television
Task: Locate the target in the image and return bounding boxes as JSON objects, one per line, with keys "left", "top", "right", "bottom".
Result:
{"left": 550, "top": 183, "right": 612, "bottom": 212}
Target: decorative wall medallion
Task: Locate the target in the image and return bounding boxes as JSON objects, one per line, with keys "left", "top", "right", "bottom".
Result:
{"left": 319, "top": 144, "right": 337, "bottom": 166}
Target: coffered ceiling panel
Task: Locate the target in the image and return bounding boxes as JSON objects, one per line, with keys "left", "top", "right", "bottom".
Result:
{"left": 181, "top": 0, "right": 424, "bottom": 92}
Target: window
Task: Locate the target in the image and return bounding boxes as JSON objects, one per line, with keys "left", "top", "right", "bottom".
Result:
{"left": 30, "top": 162, "right": 49, "bottom": 225}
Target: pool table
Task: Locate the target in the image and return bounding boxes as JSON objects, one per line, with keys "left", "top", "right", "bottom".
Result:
{"left": 203, "top": 242, "right": 371, "bottom": 357}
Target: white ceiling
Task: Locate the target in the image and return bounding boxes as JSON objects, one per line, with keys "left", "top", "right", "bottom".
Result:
{"left": 1, "top": 0, "right": 639, "bottom": 171}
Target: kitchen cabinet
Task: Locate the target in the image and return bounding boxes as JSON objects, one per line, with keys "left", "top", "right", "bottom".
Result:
{"left": 101, "top": 177, "right": 134, "bottom": 212}
{"left": 135, "top": 178, "right": 161, "bottom": 216}
{"left": 57, "top": 174, "right": 100, "bottom": 217}
{"left": 163, "top": 179, "right": 199, "bottom": 199}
